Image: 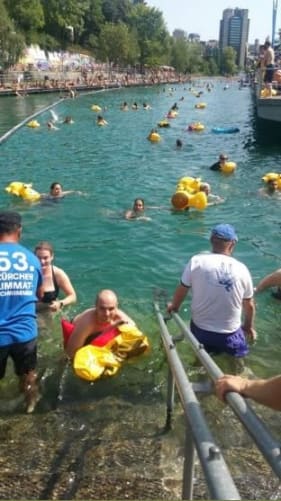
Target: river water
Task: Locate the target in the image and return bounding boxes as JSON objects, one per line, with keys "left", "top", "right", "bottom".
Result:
{"left": 0, "top": 81, "right": 280, "bottom": 499}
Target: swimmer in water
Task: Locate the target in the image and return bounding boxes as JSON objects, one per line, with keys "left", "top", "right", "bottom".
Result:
{"left": 63, "top": 116, "right": 74, "bottom": 124}
{"left": 124, "top": 198, "right": 145, "bottom": 219}
{"left": 97, "top": 115, "right": 108, "bottom": 126}
{"left": 47, "top": 121, "right": 58, "bottom": 130}
{"left": 41, "top": 182, "right": 83, "bottom": 200}
{"left": 124, "top": 198, "right": 160, "bottom": 221}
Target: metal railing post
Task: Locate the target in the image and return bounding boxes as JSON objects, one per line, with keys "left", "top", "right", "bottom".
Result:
{"left": 182, "top": 422, "right": 195, "bottom": 500}
{"left": 166, "top": 367, "right": 175, "bottom": 431}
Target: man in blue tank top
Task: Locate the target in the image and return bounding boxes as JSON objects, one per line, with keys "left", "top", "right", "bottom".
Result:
{"left": 0, "top": 211, "right": 43, "bottom": 413}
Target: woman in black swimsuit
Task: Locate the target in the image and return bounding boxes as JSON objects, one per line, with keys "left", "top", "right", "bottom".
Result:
{"left": 34, "top": 241, "right": 77, "bottom": 313}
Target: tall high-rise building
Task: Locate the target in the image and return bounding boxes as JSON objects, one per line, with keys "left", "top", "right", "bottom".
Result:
{"left": 219, "top": 8, "right": 250, "bottom": 67}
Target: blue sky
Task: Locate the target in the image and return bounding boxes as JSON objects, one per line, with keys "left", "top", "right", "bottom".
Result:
{"left": 147, "top": 1, "right": 278, "bottom": 43}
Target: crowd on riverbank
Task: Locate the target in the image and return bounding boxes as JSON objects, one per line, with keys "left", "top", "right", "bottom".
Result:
{"left": 0, "top": 67, "right": 188, "bottom": 97}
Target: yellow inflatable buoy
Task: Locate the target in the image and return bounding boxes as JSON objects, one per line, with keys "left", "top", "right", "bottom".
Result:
{"left": 260, "top": 88, "right": 277, "bottom": 98}
{"left": 91, "top": 105, "right": 102, "bottom": 112}
{"left": 176, "top": 176, "right": 201, "bottom": 193}
{"left": 188, "top": 122, "right": 205, "bottom": 132}
{"left": 148, "top": 132, "right": 161, "bottom": 142}
{"left": 5, "top": 182, "right": 41, "bottom": 202}
{"left": 157, "top": 120, "right": 170, "bottom": 128}
{"left": 27, "top": 120, "right": 40, "bottom": 128}
{"left": 195, "top": 103, "right": 207, "bottom": 109}
{"left": 221, "top": 161, "right": 237, "bottom": 174}
{"left": 262, "top": 172, "right": 281, "bottom": 188}
{"left": 262, "top": 172, "right": 280, "bottom": 182}
{"left": 171, "top": 190, "right": 207, "bottom": 211}
{"left": 171, "top": 176, "right": 207, "bottom": 211}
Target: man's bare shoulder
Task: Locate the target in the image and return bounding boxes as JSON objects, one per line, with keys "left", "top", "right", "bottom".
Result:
{"left": 74, "top": 307, "right": 95, "bottom": 324}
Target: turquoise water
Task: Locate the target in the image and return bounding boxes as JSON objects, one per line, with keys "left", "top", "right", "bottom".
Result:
{"left": 0, "top": 81, "right": 280, "bottom": 499}
{"left": 0, "top": 82, "right": 280, "bottom": 379}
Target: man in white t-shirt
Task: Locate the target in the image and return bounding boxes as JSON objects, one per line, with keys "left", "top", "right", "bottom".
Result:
{"left": 167, "top": 224, "right": 256, "bottom": 357}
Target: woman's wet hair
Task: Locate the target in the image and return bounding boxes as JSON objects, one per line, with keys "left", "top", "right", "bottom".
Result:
{"left": 50, "top": 182, "right": 62, "bottom": 190}
{"left": 34, "top": 241, "right": 54, "bottom": 255}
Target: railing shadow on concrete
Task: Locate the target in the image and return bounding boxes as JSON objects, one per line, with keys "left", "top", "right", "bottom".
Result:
{"left": 153, "top": 289, "right": 281, "bottom": 500}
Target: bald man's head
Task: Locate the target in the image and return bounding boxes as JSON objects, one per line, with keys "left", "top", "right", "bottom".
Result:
{"left": 95, "top": 289, "right": 118, "bottom": 323}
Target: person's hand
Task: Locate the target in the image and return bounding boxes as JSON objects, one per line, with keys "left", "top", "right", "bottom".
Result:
{"left": 167, "top": 302, "right": 178, "bottom": 314}
{"left": 215, "top": 375, "right": 247, "bottom": 401}
{"left": 49, "top": 300, "right": 62, "bottom": 313}
{"left": 243, "top": 326, "right": 257, "bottom": 342}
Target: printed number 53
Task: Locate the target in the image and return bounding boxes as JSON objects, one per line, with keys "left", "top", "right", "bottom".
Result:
{"left": 0, "top": 251, "right": 29, "bottom": 271}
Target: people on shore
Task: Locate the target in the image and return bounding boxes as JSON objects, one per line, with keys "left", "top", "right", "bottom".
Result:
{"left": 0, "top": 211, "right": 43, "bottom": 413}
{"left": 255, "top": 268, "right": 281, "bottom": 299}
{"left": 34, "top": 241, "right": 77, "bottom": 313}
{"left": 167, "top": 223, "right": 256, "bottom": 358}
{"left": 215, "top": 374, "right": 281, "bottom": 410}
{"left": 65, "top": 289, "right": 136, "bottom": 359}
{"left": 263, "top": 40, "right": 275, "bottom": 96}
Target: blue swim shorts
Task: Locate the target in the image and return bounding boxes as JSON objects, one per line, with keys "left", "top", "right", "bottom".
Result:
{"left": 190, "top": 320, "right": 249, "bottom": 358}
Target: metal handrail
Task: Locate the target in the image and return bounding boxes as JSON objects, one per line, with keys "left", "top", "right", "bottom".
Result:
{"left": 172, "top": 312, "right": 281, "bottom": 479}
{"left": 154, "top": 301, "right": 240, "bottom": 500}
{"left": 153, "top": 295, "right": 281, "bottom": 500}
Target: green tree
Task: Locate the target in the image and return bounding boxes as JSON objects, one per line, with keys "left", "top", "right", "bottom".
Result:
{"left": 82, "top": 0, "right": 105, "bottom": 47}
{"left": 170, "top": 36, "right": 189, "bottom": 73}
{"left": 5, "top": 0, "right": 45, "bottom": 33}
{"left": 186, "top": 42, "right": 204, "bottom": 73}
{"left": 129, "top": 4, "right": 170, "bottom": 68}
{"left": 206, "top": 57, "right": 219, "bottom": 76}
{"left": 97, "top": 22, "right": 138, "bottom": 65}
{"left": 41, "top": 0, "right": 89, "bottom": 47}
{"left": 102, "top": 0, "right": 132, "bottom": 24}
{"left": 0, "top": 0, "right": 24, "bottom": 69}
{"left": 220, "top": 46, "right": 237, "bottom": 75}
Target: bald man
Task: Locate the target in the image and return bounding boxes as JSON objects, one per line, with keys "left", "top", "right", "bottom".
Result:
{"left": 65, "top": 289, "right": 135, "bottom": 359}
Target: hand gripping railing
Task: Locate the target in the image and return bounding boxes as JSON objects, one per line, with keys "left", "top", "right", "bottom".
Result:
{"left": 153, "top": 295, "right": 281, "bottom": 500}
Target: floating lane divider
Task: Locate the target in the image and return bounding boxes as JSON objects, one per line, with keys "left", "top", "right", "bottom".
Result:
{"left": 0, "top": 98, "right": 65, "bottom": 145}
